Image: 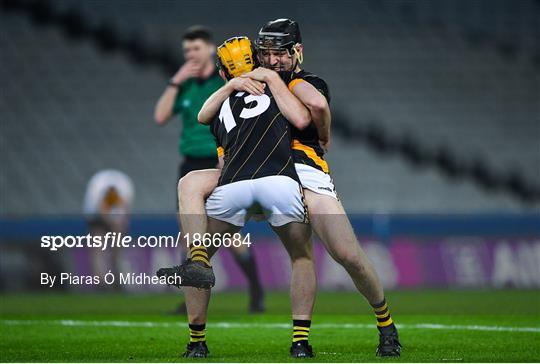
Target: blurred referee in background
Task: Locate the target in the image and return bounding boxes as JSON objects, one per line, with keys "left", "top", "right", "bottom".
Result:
{"left": 153, "top": 26, "right": 264, "bottom": 313}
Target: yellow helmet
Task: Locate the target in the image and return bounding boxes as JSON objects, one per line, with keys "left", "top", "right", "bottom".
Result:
{"left": 217, "top": 36, "right": 258, "bottom": 79}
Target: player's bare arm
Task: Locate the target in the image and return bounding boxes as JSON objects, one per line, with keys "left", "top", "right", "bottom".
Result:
{"left": 197, "top": 77, "right": 265, "bottom": 124}
{"left": 241, "top": 67, "right": 311, "bottom": 130}
{"left": 290, "top": 80, "right": 331, "bottom": 144}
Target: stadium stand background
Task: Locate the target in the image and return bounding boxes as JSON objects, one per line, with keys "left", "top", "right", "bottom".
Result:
{"left": 1, "top": 0, "right": 539, "bottom": 215}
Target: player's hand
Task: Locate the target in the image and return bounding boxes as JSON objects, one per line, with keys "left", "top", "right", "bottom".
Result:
{"left": 172, "top": 61, "right": 200, "bottom": 84}
{"left": 319, "top": 139, "right": 330, "bottom": 153}
{"left": 241, "top": 67, "right": 276, "bottom": 82}
{"left": 228, "top": 77, "right": 265, "bottom": 96}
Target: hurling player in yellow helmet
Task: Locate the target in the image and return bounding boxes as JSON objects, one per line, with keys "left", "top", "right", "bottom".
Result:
{"left": 216, "top": 36, "right": 258, "bottom": 79}
{"left": 157, "top": 35, "right": 315, "bottom": 359}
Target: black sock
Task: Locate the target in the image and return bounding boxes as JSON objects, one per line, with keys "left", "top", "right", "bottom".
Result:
{"left": 372, "top": 298, "right": 396, "bottom": 335}
{"left": 292, "top": 319, "right": 311, "bottom": 343}
{"left": 234, "top": 249, "right": 263, "bottom": 296}
{"left": 189, "top": 323, "right": 206, "bottom": 343}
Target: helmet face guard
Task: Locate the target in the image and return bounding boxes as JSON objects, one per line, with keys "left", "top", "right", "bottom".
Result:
{"left": 256, "top": 39, "right": 295, "bottom": 71}
{"left": 217, "top": 36, "right": 258, "bottom": 80}
{"left": 256, "top": 19, "right": 302, "bottom": 72}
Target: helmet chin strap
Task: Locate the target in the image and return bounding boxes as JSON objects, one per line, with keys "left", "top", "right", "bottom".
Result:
{"left": 293, "top": 47, "right": 303, "bottom": 65}
{"left": 288, "top": 47, "right": 303, "bottom": 74}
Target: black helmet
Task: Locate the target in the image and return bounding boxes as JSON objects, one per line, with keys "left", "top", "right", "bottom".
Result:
{"left": 256, "top": 18, "right": 302, "bottom": 54}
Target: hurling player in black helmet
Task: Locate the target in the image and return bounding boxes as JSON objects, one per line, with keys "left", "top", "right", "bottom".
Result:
{"left": 250, "top": 18, "right": 330, "bottom": 149}
{"left": 241, "top": 18, "right": 402, "bottom": 358}
{"left": 194, "top": 19, "right": 401, "bottom": 359}
{"left": 256, "top": 18, "right": 303, "bottom": 73}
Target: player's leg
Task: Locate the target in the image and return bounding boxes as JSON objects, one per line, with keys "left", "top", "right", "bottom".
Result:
{"left": 182, "top": 217, "right": 241, "bottom": 358}
{"left": 157, "top": 171, "right": 226, "bottom": 289}
{"left": 180, "top": 179, "right": 254, "bottom": 357}
{"left": 179, "top": 176, "right": 253, "bottom": 330}
{"left": 176, "top": 159, "right": 195, "bottom": 258}
{"left": 306, "top": 191, "right": 384, "bottom": 303}
{"left": 178, "top": 169, "right": 220, "bottom": 246}
{"left": 272, "top": 223, "right": 315, "bottom": 320}
{"left": 176, "top": 170, "right": 220, "bottom": 330}
{"left": 167, "top": 169, "right": 219, "bottom": 314}
{"left": 170, "top": 157, "right": 218, "bottom": 287}
{"left": 271, "top": 222, "right": 316, "bottom": 358}
{"left": 304, "top": 190, "right": 400, "bottom": 357}
{"left": 178, "top": 169, "right": 264, "bottom": 312}
{"left": 256, "top": 175, "right": 316, "bottom": 357}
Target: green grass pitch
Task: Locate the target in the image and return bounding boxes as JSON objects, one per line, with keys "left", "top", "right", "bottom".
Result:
{"left": 1, "top": 290, "right": 539, "bottom": 362}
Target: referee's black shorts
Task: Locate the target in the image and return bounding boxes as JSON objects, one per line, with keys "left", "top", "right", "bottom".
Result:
{"left": 178, "top": 155, "right": 218, "bottom": 180}
{"left": 176, "top": 155, "right": 218, "bottom": 207}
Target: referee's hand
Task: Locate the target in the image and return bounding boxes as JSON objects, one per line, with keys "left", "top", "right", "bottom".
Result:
{"left": 172, "top": 61, "right": 201, "bottom": 85}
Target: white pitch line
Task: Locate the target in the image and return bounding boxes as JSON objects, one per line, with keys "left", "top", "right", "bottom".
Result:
{"left": 1, "top": 319, "right": 539, "bottom": 333}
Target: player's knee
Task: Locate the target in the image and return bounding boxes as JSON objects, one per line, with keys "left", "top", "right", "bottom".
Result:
{"left": 335, "top": 250, "right": 366, "bottom": 274}
{"left": 177, "top": 176, "right": 189, "bottom": 196}
{"left": 288, "top": 246, "right": 313, "bottom": 263}
{"left": 290, "top": 256, "right": 314, "bottom": 271}
{"left": 177, "top": 178, "right": 184, "bottom": 197}
{"left": 178, "top": 174, "right": 201, "bottom": 200}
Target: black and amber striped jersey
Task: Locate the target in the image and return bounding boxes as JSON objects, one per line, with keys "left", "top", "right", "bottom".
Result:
{"left": 210, "top": 88, "right": 298, "bottom": 186}
{"left": 287, "top": 70, "right": 331, "bottom": 174}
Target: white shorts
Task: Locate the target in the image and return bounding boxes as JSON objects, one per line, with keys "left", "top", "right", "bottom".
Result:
{"left": 205, "top": 176, "right": 307, "bottom": 227}
{"left": 295, "top": 163, "right": 338, "bottom": 200}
